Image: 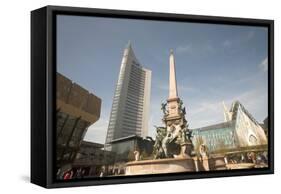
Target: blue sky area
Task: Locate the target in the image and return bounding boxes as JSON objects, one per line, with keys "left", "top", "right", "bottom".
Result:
{"left": 57, "top": 15, "right": 268, "bottom": 144}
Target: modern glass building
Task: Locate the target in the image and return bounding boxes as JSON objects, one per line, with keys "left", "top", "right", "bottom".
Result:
{"left": 105, "top": 42, "right": 152, "bottom": 149}
{"left": 192, "top": 121, "right": 237, "bottom": 153}
{"left": 192, "top": 101, "right": 268, "bottom": 153}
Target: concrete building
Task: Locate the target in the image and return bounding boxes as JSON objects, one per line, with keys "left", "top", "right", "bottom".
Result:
{"left": 105, "top": 42, "right": 152, "bottom": 149}
{"left": 73, "top": 141, "right": 115, "bottom": 177}
{"left": 192, "top": 101, "right": 268, "bottom": 153}
{"left": 56, "top": 73, "right": 101, "bottom": 170}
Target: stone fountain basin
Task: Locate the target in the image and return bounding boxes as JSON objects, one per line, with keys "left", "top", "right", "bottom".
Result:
{"left": 125, "top": 157, "right": 195, "bottom": 175}
{"left": 226, "top": 163, "right": 255, "bottom": 170}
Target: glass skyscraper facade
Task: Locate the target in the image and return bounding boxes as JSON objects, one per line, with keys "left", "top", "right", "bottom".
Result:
{"left": 105, "top": 43, "right": 151, "bottom": 149}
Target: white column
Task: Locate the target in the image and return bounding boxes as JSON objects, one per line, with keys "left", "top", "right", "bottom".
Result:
{"left": 169, "top": 50, "right": 178, "bottom": 99}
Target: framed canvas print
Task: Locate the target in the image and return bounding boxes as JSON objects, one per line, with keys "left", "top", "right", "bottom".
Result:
{"left": 31, "top": 5, "right": 274, "bottom": 188}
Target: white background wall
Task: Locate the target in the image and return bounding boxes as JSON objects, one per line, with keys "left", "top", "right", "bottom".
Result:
{"left": 0, "top": 0, "right": 279, "bottom": 193}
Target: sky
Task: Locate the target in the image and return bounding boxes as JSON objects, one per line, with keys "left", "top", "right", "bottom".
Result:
{"left": 57, "top": 15, "right": 268, "bottom": 144}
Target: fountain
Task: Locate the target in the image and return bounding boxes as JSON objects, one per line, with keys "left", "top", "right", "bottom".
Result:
{"left": 125, "top": 50, "right": 196, "bottom": 175}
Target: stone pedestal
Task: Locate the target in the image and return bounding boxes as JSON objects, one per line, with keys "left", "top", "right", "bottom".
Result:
{"left": 177, "top": 141, "right": 193, "bottom": 158}
{"left": 193, "top": 156, "right": 210, "bottom": 171}
{"left": 125, "top": 157, "right": 196, "bottom": 175}
{"left": 209, "top": 155, "right": 227, "bottom": 170}
{"left": 202, "top": 157, "right": 210, "bottom": 171}
{"left": 193, "top": 157, "right": 199, "bottom": 171}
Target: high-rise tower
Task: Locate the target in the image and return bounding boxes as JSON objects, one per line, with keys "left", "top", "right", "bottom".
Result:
{"left": 105, "top": 42, "right": 152, "bottom": 149}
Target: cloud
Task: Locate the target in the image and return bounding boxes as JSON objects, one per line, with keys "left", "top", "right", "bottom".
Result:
{"left": 192, "top": 101, "right": 221, "bottom": 115}
{"left": 220, "top": 31, "right": 255, "bottom": 51}
{"left": 175, "top": 44, "right": 193, "bottom": 54}
{"left": 259, "top": 57, "right": 268, "bottom": 72}
{"left": 157, "top": 83, "right": 197, "bottom": 93}
{"left": 188, "top": 100, "right": 223, "bottom": 128}
{"left": 178, "top": 85, "right": 197, "bottom": 92}
{"left": 84, "top": 117, "right": 109, "bottom": 143}
{"left": 202, "top": 44, "right": 216, "bottom": 54}
{"left": 188, "top": 87, "right": 267, "bottom": 129}
{"left": 233, "top": 88, "right": 268, "bottom": 121}
{"left": 175, "top": 42, "right": 217, "bottom": 57}
{"left": 247, "top": 31, "right": 255, "bottom": 40}
{"left": 222, "top": 40, "right": 232, "bottom": 48}
{"left": 157, "top": 83, "right": 169, "bottom": 91}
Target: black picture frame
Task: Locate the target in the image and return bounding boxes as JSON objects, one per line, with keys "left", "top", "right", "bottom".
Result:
{"left": 31, "top": 5, "right": 274, "bottom": 188}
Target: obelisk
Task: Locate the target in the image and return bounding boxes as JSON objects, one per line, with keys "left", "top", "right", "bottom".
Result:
{"left": 162, "top": 49, "right": 193, "bottom": 158}
{"left": 166, "top": 50, "right": 181, "bottom": 119}
{"left": 169, "top": 49, "right": 178, "bottom": 99}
